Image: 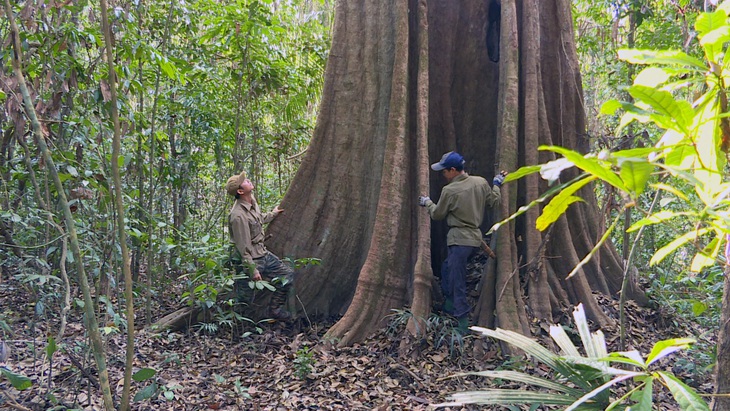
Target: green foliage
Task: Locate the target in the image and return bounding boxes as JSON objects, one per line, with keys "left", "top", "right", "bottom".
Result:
{"left": 508, "top": 1, "right": 730, "bottom": 276}
{"left": 435, "top": 304, "right": 708, "bottom": 411}
{"left": 0, "top": 367, "right": 32, "bottom": 391}
{"left": 0, "top": 0, "right": 331, "bottom": 346}
{"left": 384, "top": 309, "right": 470, "bottom": 358}
{"left": 132, "top": 367, "right": 157, "bottom": 382}
{"left": 293, "top": 346, "right": 315, "bottom": 379}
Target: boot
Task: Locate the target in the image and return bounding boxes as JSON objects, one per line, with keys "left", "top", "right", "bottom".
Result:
{"left": 269, "top": 307, "right": 292, "bottom": 321}
{"left": 268, "top": 288, "right": 292, "bottom": 321}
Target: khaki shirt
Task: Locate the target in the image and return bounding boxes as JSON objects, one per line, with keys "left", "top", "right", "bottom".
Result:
{"left": 228, "top": 198, "right": 277, "bottom": 265}
{"left": 426, "top": 173, "right": 500, "bottom": 247}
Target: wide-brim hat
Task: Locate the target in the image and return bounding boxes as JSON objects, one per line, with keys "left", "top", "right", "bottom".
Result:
{"left": 226, "top": 171, "right": 247, "bottom": 196}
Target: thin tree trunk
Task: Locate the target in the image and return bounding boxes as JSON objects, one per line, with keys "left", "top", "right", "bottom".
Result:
{"left": 712, "top": 242, "right": 730, "bottom": 411}
{"left": 99, "top": 0, "right": 135, "bottom": 409}
{"left": 4, "top": 1, "right": 115, "bottom": 408}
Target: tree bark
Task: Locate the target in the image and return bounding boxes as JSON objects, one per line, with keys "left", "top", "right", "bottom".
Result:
{"left": 712, "top": 253, "right": 730, "bottom": 411}
{"left": 267, "top": 0, "right": 642, "bottom": 344}
{"left": 99, "top": 0, "right": 135, "bottom": 408}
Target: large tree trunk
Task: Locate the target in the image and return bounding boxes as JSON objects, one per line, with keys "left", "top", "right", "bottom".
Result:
{"left": 267, "top": 0, "right": 641, "bottom": 344}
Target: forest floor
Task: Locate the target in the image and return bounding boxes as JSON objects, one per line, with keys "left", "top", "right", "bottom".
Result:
{"left": 0, "top": 258, "right": 718, "bottom": 411}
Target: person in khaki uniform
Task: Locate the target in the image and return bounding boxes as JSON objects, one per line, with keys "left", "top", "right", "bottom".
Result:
{"left": 419, "top": 152, "right": 506, "bottom": 332}
{"left": 226, "top": 171, "right": 293, "bottom": 321}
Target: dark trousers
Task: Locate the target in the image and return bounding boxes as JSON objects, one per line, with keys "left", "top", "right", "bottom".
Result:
{"left": 253, "top": 252, "right": 294, "bottom": 308}
{"left": 230, "top": 249, "right": 294, "bottom": 308}
{"left": 441, "top": 245, "right": 477, "bottom": 319}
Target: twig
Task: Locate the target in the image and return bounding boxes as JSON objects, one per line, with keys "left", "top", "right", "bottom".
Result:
{"left": 393, "top": 363, "right": 425, "bottom": 388}
{"left": 497, "top": 256, "right": 524, "bottom": 303}
{"left": 287, "top": 148, "right": 308, "bottom": 160}
{"left": 296, "top": 294, "right": 312, "bottom": 329}
{"left": 62, "top": 347, "right": 100, "bottom": 389}
{"left": 0, "top": 234, "right": 67, "bottom": 250}
{"left": 0, "top": 387, "right": 32, "bottom": 411}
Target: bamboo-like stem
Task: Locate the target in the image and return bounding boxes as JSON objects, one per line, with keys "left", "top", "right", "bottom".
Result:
{"left": 3, "top": 1, "right": 115, "bottom": 409}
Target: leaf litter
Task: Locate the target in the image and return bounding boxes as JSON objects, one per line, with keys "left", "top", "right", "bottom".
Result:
{"left": 0, "top": 270, "right": 716, "bottom": 410}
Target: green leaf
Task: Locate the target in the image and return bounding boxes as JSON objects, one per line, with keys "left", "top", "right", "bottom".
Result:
{"left": 657, "top": 371, "right": 710, "bottom": 411}
{"left": 692, "top": 300, "right": 708, "bottom": 316}
{"left": 628, "top": 210, "right": 689, "bottom": 233}
{"left": 695, "top": 10, "right": 728, "bottom": 37}
{"left": 689, "top": 253, "right": 715, "bottom": 273}
{"left": 634, "top": 67, "right": 671, "bottom": 87}
{"left": 690, "top": 234, "right": 720, "bottom": 272}
{"left": 627, "top": 85, "right": 692, "bottom": 133}
{"left": 647, "top": 338, "right": 695, "bottom": 366}
{"left": 46, "top": 336, "right": 57, "bottom": 358}
{"left": 605, "top": 352, "right": 647, "bottom": 369}
{"left": 650, "top": 183, "right": 690, "bottom": 201}
{"left": 0, "top": 368, "right": 32, "bottom": 390}
{"left": 504, "top": 165, "right": 541, "bottom": 183}
{"left": 132, "top": 367, "right": 157, "bottom": 382}
{"left": 700, "top": 25, "right": 730, "bottom": 49}
{"left": 611, "top": 146, "right": 663, "bottom": 159}
{"left": 696, "top": 10, "right": 729, "bottom": 61}
{"left": 453, "top": 370, "right": 583, "bottom": 398}
{"left": 617, "top": 49, "right": 706, "bottom": 71}
{"left": 471, "top": 327, "right": 562, "bottom": 372}
{"left": 540, "top": 146, "right": 627, "bottom": 191}
{"left": 566, "top": 213, "right": 621, "bottom": 281}
{"left": 631, "top": 379, "right": 654, "bottom": 411}
{"left": 549, "top": 325, "right": 581, "bottom": 357}
{"left": 618, "top": 158, "right": 653, "bottom": 197}
{"left": 133, "top": 381, "right": 159, "bottom": 402}
{"left": 536, "top": 176, "right": 595, "bottom": 231}
{"left": 564, "top": 373, "right": 640, "bottom": 411}
{"left": 650, "top": 228, "right": 712, "bottom": 266}
{"left": 600, "top": 100, "right": 622, "bottom": 115}
{"left": 488, "top": 175, "right": 586, "bottom": 234}
{"left": 441, "top": 389, "right": 578, "bottom": 407}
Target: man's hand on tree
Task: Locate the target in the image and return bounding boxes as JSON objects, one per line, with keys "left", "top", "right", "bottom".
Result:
{"left": 418, "top": 196, "right": 431, "bottom": 207}
{"left": 493, "top": 170, "right": 508, "bottom": 187}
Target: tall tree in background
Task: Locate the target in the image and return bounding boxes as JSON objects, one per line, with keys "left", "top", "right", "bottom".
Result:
{"left": 267, "top": 0, "right": 647, "bottom": 345}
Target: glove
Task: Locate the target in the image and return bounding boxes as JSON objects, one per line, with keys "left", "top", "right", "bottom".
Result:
{"left": 493, "top": 171, "right": 507, "bottom": 187}
{"left": 418, "top": 196, "right": 431, "bottom": 207}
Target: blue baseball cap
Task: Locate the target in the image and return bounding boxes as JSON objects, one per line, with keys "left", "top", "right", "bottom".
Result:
{"left": 431, "top": 151, "right": 465, "bottom": 171}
